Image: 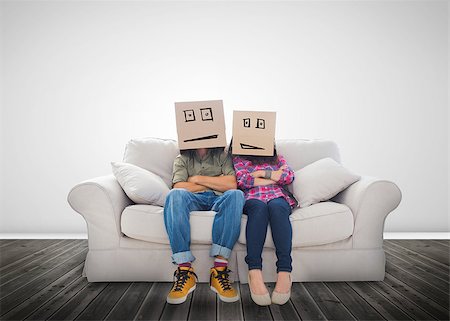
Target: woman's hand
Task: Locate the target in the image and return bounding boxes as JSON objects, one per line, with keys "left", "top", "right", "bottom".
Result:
{"left": 269, "top": 165, "right": 288, "bottom": 182}
{"left": 250, "top": 165, "right": 288, "bottom": 181}
{"left": 250, "top": 170, "right": 266, "bottom": 178}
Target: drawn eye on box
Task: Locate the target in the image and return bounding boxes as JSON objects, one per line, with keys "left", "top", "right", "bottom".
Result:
{"left": 256, "top": 118, "right": 265, "bottom": 129}
{"left": 184, "top": 109, "right": 196, "bottom": 122}
{"left": 200, "top": 108, "right": 213, "bottom": 121}
{"left": 242, "top": 118, "right": 266, "bottom": 129}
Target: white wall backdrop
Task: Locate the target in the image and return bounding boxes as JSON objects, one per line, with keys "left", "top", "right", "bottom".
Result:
{"left": 1, "top": 0, "right": 448, "bottom": 234}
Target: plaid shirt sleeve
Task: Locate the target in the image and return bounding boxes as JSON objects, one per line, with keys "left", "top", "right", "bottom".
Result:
{"left": 276, "top": 155, "right": 295, "bottom": 185}
{"left": 232, "top": 157, "right": 255, "bottom": 189}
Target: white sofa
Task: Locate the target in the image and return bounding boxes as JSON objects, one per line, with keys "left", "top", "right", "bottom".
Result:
{"left": 67, "top": 137, "right": 402, "bottom": 283}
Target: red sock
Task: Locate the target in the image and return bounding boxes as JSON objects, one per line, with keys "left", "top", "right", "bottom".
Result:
{"left": 214, "top": 257, "right": 228, "bottom": 268}
{"left": 179, "top": 262, "right": 191, "bottom": 268}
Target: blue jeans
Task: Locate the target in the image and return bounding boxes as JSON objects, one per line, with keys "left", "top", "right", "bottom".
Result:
{"left": 164, "top": 188, "right": 245, "bottom": 264}
{"left": 244, "top": 198, "right": 293, "bottom": 273}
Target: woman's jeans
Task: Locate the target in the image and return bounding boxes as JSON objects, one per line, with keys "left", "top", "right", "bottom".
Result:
{"left": 244, "top": 197, "right": 293, "bottom": 273}
{"left": 164, "top": 188, "right": 245, "bottom": 264}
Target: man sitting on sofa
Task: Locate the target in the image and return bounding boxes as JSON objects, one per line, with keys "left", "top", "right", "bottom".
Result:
{"left": 164, "top": 100, "right": 245, "bottom": 304}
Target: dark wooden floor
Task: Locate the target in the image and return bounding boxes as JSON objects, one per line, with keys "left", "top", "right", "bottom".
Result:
{"left": 0, "top": 239, "right": 448, "bottom": 321}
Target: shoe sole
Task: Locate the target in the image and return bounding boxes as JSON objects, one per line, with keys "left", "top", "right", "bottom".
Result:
{"left": 166, "top": 284, "right": 196, "bottom": 304}
{"left": 210, "top": 286, "right": 240, "bottom": 303}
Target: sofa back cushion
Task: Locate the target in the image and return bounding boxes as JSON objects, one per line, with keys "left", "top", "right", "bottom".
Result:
{"left": 122, "top": 137, "right": 341, "bottom": 188}
{"left": 276, "top": 139, "right": 341, "bottom": 171}
{"left": 123, "top": 138, "right": 179, "bottom": 188}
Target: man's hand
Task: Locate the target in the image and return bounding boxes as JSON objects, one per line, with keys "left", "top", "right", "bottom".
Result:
{"left": 187, "top": 175, "right": 237, "bottom": 192}
{"left": 188, "top": 176, "right": 201, "bottom": 184}
{"left": 173, "top": 181, "right": 208, "bottom": 193}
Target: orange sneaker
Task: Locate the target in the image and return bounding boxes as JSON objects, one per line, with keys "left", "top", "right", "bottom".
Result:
{"left": 167, "top": 267, "right": 198, "bottom": 304}
{"left": 210, "top": 266, "right": 240, "bottom": 302}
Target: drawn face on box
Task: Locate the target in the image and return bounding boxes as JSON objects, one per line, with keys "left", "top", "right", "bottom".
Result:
{"left": 232, "top": 111, "right": 276, "bottom": 156}
{"left": 175, "top": 100, "right": 227, "bottom": 150}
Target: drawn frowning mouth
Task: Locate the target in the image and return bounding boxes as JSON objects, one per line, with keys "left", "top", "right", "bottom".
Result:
{"left": 240, "top": 143, "right": 265, "bottom": 150}
{"left": 184, "top": 135, "right": 218, "bottom": 142}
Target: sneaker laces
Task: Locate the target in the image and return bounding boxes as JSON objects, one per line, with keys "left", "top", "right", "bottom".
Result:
{"left": 172, "top": 268, "right": 197, "bottom": 292}
{"left": 214, "top": 268, "right": 233, "bottom": 291}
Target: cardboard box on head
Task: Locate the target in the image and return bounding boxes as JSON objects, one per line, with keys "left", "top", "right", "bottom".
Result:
{"left": 175, "top": 100, "right": 227, "bottom": 150}
{"left": 232, "top": 110, "right": 276, "bottom": 156}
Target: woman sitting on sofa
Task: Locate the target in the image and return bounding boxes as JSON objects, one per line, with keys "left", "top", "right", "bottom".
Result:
{"left": 230, "top": 140, "right": 296, "bottom": 306}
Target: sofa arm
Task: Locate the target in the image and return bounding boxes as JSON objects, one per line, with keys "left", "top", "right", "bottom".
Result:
{"left": 67, "top": 174, "right": 133, "bottom": 249}
{"left": 331, "top": 176, "right": 402, "bottom": 249}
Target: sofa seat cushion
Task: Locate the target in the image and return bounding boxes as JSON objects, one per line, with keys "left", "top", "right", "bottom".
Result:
{"left": 121, "top": 201, "right": 353, "bottom": 248}
{"left": 121, "top": 205, "right": 217, "bottom": 245}
{"left": 238, "top": 201, "right": 354, "bottom": 248}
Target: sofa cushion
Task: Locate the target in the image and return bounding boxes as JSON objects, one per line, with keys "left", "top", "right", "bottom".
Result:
{"left": 121, "top": 201, "right": 353, "bottom": 248}
{"left": 111, "top": 162, "right": 169, "bottom": 206}
{"left": 122, "top": 138, "right": 179, "bottom": 188}
{"left": 238, "top": 201, "right": 354, "bottom": 248}
{"left": 276, "top": 139, "right": 341, "bottom": 171}
{"left": 292, "top": 157, "right": 361, "bottom": 208}
{"left": 121, "top": 205, "right": 217, "bottom": 245}
{"left": 121, "top": 137, "right": 341, "bottom": 190}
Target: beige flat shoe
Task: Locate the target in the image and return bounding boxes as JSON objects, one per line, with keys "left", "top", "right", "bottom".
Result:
{"left": 271, "top": 290, "right": 291, "bottom": 305}
{"left": 271, "top": 274, "right": 292, "bottom": 305}
{"left": 248, "top": 272, "right": 271, "bottom": 306}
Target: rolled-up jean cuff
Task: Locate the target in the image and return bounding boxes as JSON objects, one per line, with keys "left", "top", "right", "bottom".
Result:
{"left": 248, "top": 266, "right": 263, "bottom": 271}
{"left": 210, "top": 243, "right": 232, "bottom": 259}
{"left": 172, "top": 251, "right": 196, "bottom": 265}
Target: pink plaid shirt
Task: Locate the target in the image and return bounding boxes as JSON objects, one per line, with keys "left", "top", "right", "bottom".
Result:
{"left": 232, "top": 155, "right": 296, "bottom": 208}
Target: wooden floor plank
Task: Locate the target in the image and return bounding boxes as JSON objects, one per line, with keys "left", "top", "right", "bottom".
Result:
{"left": 135, "top": 282, "right": 172, "bottom": 321}
{"left": 0, "top": 249, "right": 88, "bottom": 313}
{"left": 429, "top": 240, "right": 450, "bottom": 251}
{"left": 188, "top": 283, "right": 217, "bottom": 321}
{"left": 0, "top": 239, "right": 62, "bottom": 267}
{"left": 383, "top": 273, "right": 449, "bottom": 321}
{"left": 239, "top": 283, "right": 272, "bottom": 321}
{"left": 0, "top": 239, "right": 22, "bottom": 248}
{"left": 0, "top": 242, "right": 88, "bottom": 298}
{"left": 74, "top": 282, "right": 131, "bottom": 320}
{"left": 25, "top": 275, "right": 89, "bottom": 320}
{"left": 384, "top": 244, "right": 449, "bottom": 283}
{"left": 385, "top": 241, "right": 449, "bottom": 273}
{"left": 325, "top": 282, "right": 384, "bottom": 320}
{"left": 104, "top": 282, "right": 152, "bottom": 320}
{"left": 385, "top": 250, "right": 449, "bottom": 292}
{"left": 389, "top": 240, "right": 449, "bottom": 266}
{"left": 266, "top": 283, "right": 300, "bottom": 321}
{"left": 217, "top": 285, "right": 244, "bottom": 321}
{"left": 0, "top": 240, "right": 87, "bottom": 275}
{"left": 365, "top": 280, "right": 437, "bottom": 321}
{"left": 0, "top": 239, "right": 80, "bottom": 284}
{"left": 385, "top": 261, "right": 449, "bottom": 308}
{"left": 47, "top": 282, "right": 108, "bottom": 321}
{"left": 346, "top": 281, "right": 413, "bottom": 320}
{"left": 431, "top": 239, "right": 449, "bottom": 247}
{"left": 159, "top": 284, "right": 194, "bottom": 321}
{"left": 290, "top": 283, "right": 327, "bottom": 321}
{"left": 0, "top": 240, "right": 77, "bottom": 277}
{"left": 0, "top": 263, "right": 84, "bottom": 319}
{"left": 303, "top": 282, "right": 356, "bottom": 321}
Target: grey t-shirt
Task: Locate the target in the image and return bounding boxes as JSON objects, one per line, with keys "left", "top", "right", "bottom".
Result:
{"left": 172, "top": 151, "right": 235, "bottom": 195}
